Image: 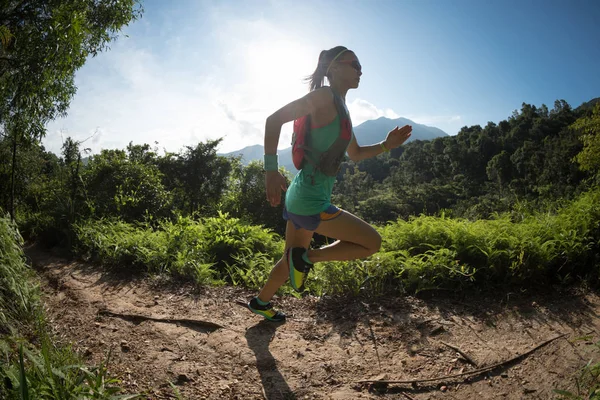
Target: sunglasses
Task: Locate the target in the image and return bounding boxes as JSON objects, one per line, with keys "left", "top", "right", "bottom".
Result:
{"left": 337, "top": 59, "right": 362, "bottom": 72}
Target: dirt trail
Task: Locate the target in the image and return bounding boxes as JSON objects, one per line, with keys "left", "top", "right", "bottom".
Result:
{"left": 27, "top": 246, "right": 600, "bottom": 400}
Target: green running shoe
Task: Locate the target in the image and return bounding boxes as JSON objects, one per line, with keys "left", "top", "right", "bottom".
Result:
{"left": 247, "top": 297, "right": 286, "bottom": 322}
{"left": 288, "top": 247, "right": 312, "bottom": 292}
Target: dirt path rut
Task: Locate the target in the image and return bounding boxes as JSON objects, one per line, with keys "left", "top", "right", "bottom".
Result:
{"left": 28, "top": 247, "right": 600, "bottom": 400}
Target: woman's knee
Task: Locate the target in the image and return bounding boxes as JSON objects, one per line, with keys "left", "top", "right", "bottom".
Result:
{"left": 364, "top": 230, "right": 382, "bottom": 256}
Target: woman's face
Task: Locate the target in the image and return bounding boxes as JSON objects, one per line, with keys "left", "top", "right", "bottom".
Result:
{"left": 332, "top": 52, "right": 362, "bottom": 89}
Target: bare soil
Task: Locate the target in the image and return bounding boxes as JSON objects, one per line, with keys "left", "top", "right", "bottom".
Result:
{"left": 27, "top": 245, "right": 600, "bottom": 400}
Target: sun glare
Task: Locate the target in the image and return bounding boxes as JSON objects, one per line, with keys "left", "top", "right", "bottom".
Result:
{"left": 244, "top": 40, "right": 316, "bottom": 97}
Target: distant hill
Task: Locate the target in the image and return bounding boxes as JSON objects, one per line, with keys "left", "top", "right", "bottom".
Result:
{"left": 577, "top": 97, "right": 600, "bottom": 112}
{"left": 220, "top": 117, "right": 449, "bottom": 173}
{"left": 353, "top": 116, "right": 448, "bottom": 144}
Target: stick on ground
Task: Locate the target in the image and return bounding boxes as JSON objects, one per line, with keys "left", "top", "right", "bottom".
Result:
{"left": 440, "top": 341, "right": 478, "bottom": 367}
{"left": 358, "top": 333, "right": 568, "bottom": 385}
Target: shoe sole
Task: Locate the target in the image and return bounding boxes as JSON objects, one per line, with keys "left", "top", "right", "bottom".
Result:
{"left": 239, "top": 299, "right": 285, "bottom": 322}
{"left": 248, "top": 305, "right": 285, "bottom": 322}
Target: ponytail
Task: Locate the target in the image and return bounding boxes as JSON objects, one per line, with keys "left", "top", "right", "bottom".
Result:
{"left": 304, "top": 46, "right": 350, "bottom": 91}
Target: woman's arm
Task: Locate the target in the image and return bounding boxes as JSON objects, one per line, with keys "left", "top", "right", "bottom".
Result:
{"left": 346, "top": 124, "right": 413, "bottom": 162}
{"left": 264, "top": 87, "right": 333, "bottom": 206}
{"left": 264, "top": 87, "right": 333, "bottom": 156}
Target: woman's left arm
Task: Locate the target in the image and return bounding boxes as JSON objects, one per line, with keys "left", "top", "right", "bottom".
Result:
{"left": 347, "top": 124, "right": 413, "bottom": 162}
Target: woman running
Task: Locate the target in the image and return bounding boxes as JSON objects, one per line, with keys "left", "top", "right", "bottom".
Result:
{"left": 248, "top": 46, "right": 413, "bottom": 321}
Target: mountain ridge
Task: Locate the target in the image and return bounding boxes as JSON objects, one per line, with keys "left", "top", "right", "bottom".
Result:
{"left": 220, "top": 116, "right": 450, "bottom": 172}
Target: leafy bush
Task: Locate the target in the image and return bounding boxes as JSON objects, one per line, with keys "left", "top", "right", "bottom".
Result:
{"left": 74, "top": 212, "right": 284, "bottom": 286}
{"left": 0, "top": 214, "right": 134, "bottom": 399}
{"left": 0, "top": 214, "right": 38, "bottom": 332}
{"left": 379, "top": 187, "right": 600, "bottom": 293}
{"left": 72, "top": 187, "right": 600, "bottom": 297}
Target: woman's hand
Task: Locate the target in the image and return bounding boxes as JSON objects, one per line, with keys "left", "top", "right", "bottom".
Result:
{"left": 265, "top": 170, "right": 288, "bottom": 206}
{"left": 385, "top": 125, "right": 413, "bottom": 149}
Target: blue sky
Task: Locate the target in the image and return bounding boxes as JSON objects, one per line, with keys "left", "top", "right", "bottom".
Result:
{"left": 43, "top": 0, "right": 600, "bottom": 155}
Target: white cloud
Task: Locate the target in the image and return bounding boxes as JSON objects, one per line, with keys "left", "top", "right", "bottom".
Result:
{"left": 43, "top": 13, "right": 322, "bottom": 156}
{"left": 347, "top": 98, "right": 400, "bottom": 126}
{"left": 44, "top": 10, "right": 461, "bottom": 157}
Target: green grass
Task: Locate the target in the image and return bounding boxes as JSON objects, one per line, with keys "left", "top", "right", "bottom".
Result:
{"left": 73, "top": 211, "right": 283, "bottom": 287}
{"left": 0, "top": 213, "right": 137, "bottom": 399}
{"left": 70, "top": 188, "right": 600, "bottom": 299}
{"left": 0, "top": 216, "right": 39, "bottom": 333}
{"left": 554, "top": 337, "right": 600, "bottom": 399}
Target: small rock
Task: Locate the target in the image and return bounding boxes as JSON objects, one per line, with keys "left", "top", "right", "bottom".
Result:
{"left": 175, "top": 374, "right": 192, "bottom": 385}
{"left": 441, "top": 385, "right": 448, "bottom": 392}
{"left": 430, "top": 325, "right": 446, "bottom": 336}
{"left": 120, "top": 340, "right": 130, "bottom": 352}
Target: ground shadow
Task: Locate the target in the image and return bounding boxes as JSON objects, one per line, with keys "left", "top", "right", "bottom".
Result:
{"left": 24, "top": 243, "right": 203, "bottom": 297}
{"left": 245, "top": 320, "right": 295, "bottom": 400}
{"left": 314, "top": 284, "right": 600, "bottom": 366}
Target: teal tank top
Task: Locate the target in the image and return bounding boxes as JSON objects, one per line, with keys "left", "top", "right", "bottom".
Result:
{"left": 285, "top": 114, "right": 353, "bottom": 216}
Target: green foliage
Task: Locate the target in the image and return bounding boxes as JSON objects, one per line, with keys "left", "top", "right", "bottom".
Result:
{"left": 335, "top": 99, "right": 590, "bottom": 222}
{"left": 83, "top": 149, "right": 173, "bottom": 222}
{"left": 0, "top": 214, "right": 38, "bottom": 331}
{"left": 71, "top": 186, "right": 600, "bottom": 298}
{"left": 573, "top": 103, "right": 600, "bottom": 176}
{"left": 176, "top": 140, "right": 232, "bottom": 215}
{"left": 221, "top": 159, "right": 288, "bottom": 235}
{"left": 305, "top": 187, "right": 600, "bottom": 297}
{"left": 554, "top": 337, "right": 600, "bottom": 399}
{"left": 1, "top": 0, "right": 142, "bottom": 141}
{"left": 0, "top": 214, "right": 134, "bottom": 399}
{"left": 1, "top": 340, "right": 139, "bottom": 400}
{"left": 378, "top": 187, "right": 600, "bottom": 293}
{"left": 74, "top": 212, "right": 284, "bottom": 287}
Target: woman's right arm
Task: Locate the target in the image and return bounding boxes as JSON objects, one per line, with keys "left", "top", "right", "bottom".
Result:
{"left": 264, "top": 87, "right": 332, "bottom": 156}
{"left": 264, "top": 88, "right": 332, "bottom": 207}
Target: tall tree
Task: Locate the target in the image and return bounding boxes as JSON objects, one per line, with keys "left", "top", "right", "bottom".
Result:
{"left": 178, "top": 139, "right": 232, "bottom": 215}
{"left": 573, "top": 103, "right": 600, "bottom": 178}
{"left": 0, "top": 0, "right": 142, "bottom": 219}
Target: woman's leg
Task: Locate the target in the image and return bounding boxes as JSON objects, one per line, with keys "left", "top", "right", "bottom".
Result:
{"left": 308, "top": 210, "right": 381, "bottom": 262}
{"left": 257, "top": 220, "right": 313, "bottom": 302}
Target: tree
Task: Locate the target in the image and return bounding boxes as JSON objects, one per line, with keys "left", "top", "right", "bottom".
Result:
{"left": 486, "top": 150, "right": 513, "bottom": 193}
{"left": 573, "top": 103, "right": 600, "bottom": 177}
{"left": 222, "top": 159, "right": 288, "bottom": 235}
{"left": 177, "top": 139, "right": 232, "bottom": 215}
{"left": 0, "top": 0, "right": 142, "bottom": 219}
{"left": 83, "top": 149, "right": 172, "bottom": 222}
